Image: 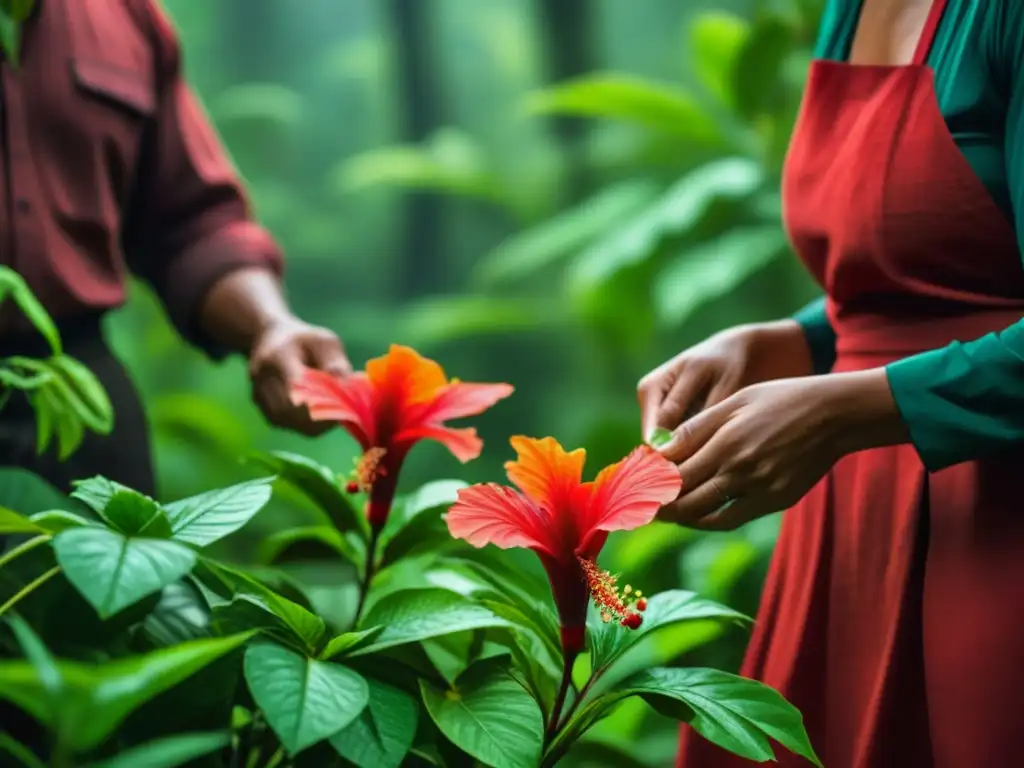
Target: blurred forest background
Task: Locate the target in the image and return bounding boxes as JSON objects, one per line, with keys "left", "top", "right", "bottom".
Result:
{"left": 103, "top": 0, "right": 824, "bottom": 762}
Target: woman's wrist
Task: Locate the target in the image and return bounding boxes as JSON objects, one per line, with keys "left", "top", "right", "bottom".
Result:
{"left": 823, "top": 368, "right": 910, "bottom": 456}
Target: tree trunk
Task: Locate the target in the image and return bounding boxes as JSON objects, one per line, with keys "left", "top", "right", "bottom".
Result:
{"left": 387, "top": 0, "right": 446, "bottom": 299}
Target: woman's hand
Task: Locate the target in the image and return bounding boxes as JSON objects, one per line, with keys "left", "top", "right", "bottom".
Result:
{"left": 637, "top": 320, "right": 815, "bottom": 442}
{"left": 656, "top": 369, "right": 909, "bottom": 530}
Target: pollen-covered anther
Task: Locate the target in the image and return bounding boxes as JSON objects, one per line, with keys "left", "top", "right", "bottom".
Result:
{"left": 344, "top": 447, "right": 388, "bottom": 493}
{"left": 578, "top": 556, "right": 647, "bottom": 630}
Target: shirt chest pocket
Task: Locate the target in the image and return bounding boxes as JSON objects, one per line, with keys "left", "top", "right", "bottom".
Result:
{"left": 69, "top": 57, "right": 157, "bottom": 197}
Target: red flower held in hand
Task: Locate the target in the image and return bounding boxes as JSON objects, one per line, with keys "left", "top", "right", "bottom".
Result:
{"left": 446, "top": 436, "right": 681, "bottom": 655}
{"left": 290, "top": 344, "right": 513, "bottom": 529}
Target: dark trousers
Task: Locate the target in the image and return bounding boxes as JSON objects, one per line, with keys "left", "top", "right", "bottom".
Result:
{"left": 0, "top": 313, "right": 156, "bottom": 500}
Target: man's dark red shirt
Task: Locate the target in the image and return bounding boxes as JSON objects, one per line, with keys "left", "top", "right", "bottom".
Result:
{"left": 0, "top": 0, "right": 283, "bottom": 347}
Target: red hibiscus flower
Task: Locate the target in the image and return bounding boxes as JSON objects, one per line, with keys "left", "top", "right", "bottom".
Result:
{"left": 446, "top": 436, "right": 681, "bottom": 655}
{"left": 290, "top": 344, "right": 513, "bottom": 530}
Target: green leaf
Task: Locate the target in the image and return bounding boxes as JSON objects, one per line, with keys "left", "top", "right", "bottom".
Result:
{"left": 353, "top": 588, "right": 511, "bottom": 656}
{"left": 647, "top": 427, "right": 673, "bottom": 448}
{"left": 319, "top": 627, "right": 384, "bottom": 660}
{"left": 248, "top": 451, "right": 368, "bottom": 538}
{"left": 615, "top": 667, "right": 821, "bottom": 766}
{"left": 589, "top": 589, "right": 751, "bottom": 671}
{"left": 0, "top": 468, "right": 72, "bottom": 516}
{"left": 53, "top": 527, "right": 197, "bottom": 618}
{"left": 0, "top": 505, "right": 45, "bottom": 534}
{"left": 28, "top": 509, "right": 95, "bottom": 533}
{"left": 654, "top": 226, "right": 788, "bottom": 328}
{"left": 0, "top": 633, "right": 252, "bottom": 752}
{"left": 244, "top": 642, "right": 370, "bottom": 756}
{"left": 526, "top": 72, "right": 722, "bottom": 145}
{"left": 85, "top": 732, "right": 231, "bottom": 768}
{"left": 0, "top": 733, "right": 46, "bottom": 768}
{"left": 71, "top": 476, "right": 135, "bottom": 512}
{"left": 420, "top": 659, "right": 543, "bottom": 768}
{"left": 162, "top": 477, "right": 275, "bottom": 547}
{"left": 45, "top": 355, "right": 114, "bottom": 435}
{"left": 101, "top": 491, "right": 172, "bottom": 538}
{"left": 256, "top": 525, "right": 359, "bottom": 566}
{"left": 473, "top": 180, "right": 659, "bottom": 287}
{"left": 689, "top": 12, "right": 751, "bottom": 108}
{"left": 212, "top": 592, "right": 326, "bottom": 656}
{"left": 141, "top": 580, "right": 212, "bottom": 647}
{"left": 732, "top": 14, "right": 796, "bottom": 120}
{"left": 330, "top": 677, "right": 418, "bottom": 768}
{"left": 0, "top": 266, "right": 60, "bottom": 353}
{"left": 381, "top": 480, "right": 467, "bottom": 565}
{"left": 7, "top": 614, "right": 62, "bottom": 698}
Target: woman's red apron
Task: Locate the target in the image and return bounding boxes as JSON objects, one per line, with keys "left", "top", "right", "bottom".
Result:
{"left": 678, "top": 2, "right": 1024, "bottom": 766}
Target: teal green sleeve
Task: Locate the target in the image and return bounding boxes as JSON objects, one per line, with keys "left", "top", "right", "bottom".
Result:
{"left": 885, "top": 1, "right": 1024, "bottom": 472}
{"left": 792, "top": 297, "right": 837, "bottom": 375}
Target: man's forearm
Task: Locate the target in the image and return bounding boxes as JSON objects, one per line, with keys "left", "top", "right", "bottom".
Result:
{"left": 197, "top": 267, "right": 294, "bottom": 355}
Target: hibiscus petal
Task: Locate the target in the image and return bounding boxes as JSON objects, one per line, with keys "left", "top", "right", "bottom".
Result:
{"left": 446, "top": 483, "right": 557, "bottom": 555}
{"left": 290, "top": 369, "right": 375, "bottom": 447}
{"left": 577, "top": 445, "right": 682, "bottom": 557}
{"left": 394, "top": 425, "right": 483, "bottom": 463}
{"left": 504, "top": 436, "right": 586, "bottom": 513}
{"left": 366, "top": 345, "right": 448, "bottom": 405}
{"left": 421, "top": 382, "right": 514, "bottom": 423}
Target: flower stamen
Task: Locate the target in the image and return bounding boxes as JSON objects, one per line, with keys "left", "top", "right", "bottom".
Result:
{"left": 578, "top": 556, "right": 645, "bottom": 630}
{"left": 344, "top": 447, "right": 388, "bottom": 494}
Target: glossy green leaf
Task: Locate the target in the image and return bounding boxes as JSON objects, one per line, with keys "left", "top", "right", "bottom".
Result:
{"left": 0, "top": 468, "right": 72, "bottom": 516}
{"left": 732, "top": 14, "right": 796, "bottom": 120}
{"left": 353, "top": 588, "right": 511, "bottom": 656}
{"left": 647, "top": 427, "right": 673, "bottom": 448}
{"left": 53, "top": 527, "right": 197, "bottom": 618}
{"left": 420, "top": 659, "right": 543, "bottom": 768}
{"left": 244, "top": 642, "right": 370, "bottom": 756}
{"left": 248, "top": 451, "right": 367, "bottom": 538}
{"left": 162, "top": 477, "right": 274, "bottom": 547}
{"left": 141, "top": 580, "right": 212, "bottom": 647}
{"left": 381, "top": 479, "right": 467, "bottom": 565}
{"left": 71, "top": 476, "right": 136, "bottom": 513}
{"left": 654, "top": 226, "right": 788, "bottom": 328}
{"left": 256, "top": 525, "right": 359, "bottom": 566}
{"left": 0, "top": 633, "right": 252, "bottom": 752}
{"left": 473, "top": 180, "right": 659, "bottom": 287}
{"left": 526, "top": 72, "right": 722, "bottom": 145}
{"left": 614, "top": 667, "right": 821, "bottom": 766}
{"left": 45, "top": 355, "right": 114, "bottom": 435}
{"left": 7, "top": 614, "right": 62, "bottom": 697}
{"left": 330, "top": 677, "right": 418, "bottom": 768}
{"left": 28, "top": 509, "right": 95, "bottom": 533}
{"left": 212, "top": 592, "right": 326, "bottom": 656}
{"left": 589, "top": 589, "right": 751, "bottom": 671}
{"left": 85, "top": 732, "right": 231, "bottom": 768}
{"left": 689, "top": 12, "right": 751, "bottom": 108}
{"left": 0, "top": 266, "right": 60, "bottom": 354}
{"left": 319, "top": 627, "right": 384, "bottom": 660}
{"left": 0, "top": 505, "right": 45, "bottom": 534}
{"left": 101, "top": 491, "right": 171, "bottom": 538}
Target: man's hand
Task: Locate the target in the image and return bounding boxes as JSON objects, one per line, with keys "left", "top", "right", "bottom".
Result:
{"left": 248, "top": 318, "right": 352, "bottom": 436}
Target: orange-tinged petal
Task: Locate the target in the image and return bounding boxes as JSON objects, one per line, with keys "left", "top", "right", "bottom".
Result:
{"left": 366, "top": 345, "right": 448, "bottom": 406}
{"left": 447, "top": 484, "right": 557, "bottom": 556}
{"left": 504, "top": 436, "right": 586, "bottom": 514}
{"left": 420, "top": 382, "right": 515, "bottom": 423}
{"left": 394, "top": 424, "right": 483, "bottom": 463}
{"left": 290, "top": 369, "right": 375, "bottom": 447}
{"left": 577, "top": 445, "right": 681, "bottom": 557}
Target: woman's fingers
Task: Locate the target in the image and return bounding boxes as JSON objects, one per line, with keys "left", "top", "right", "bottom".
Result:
{"left": 658, "top": 472, "right": 736, "bottom": 526}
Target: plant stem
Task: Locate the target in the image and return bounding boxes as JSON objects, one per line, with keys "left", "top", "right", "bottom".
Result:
{"left": 546, "top": 650, "right": 578, "bottom": 739}
{"left": 0, "top": 534, "right": 50, "bottom": 571}
{"left": 0, "top": 565, "right": 60, "bottom": 617}
{"left": 353, "top": 525, "right": 381, "bottom": 626}
{"left": 556, "top": 675, "right": 595, "bottom": 733}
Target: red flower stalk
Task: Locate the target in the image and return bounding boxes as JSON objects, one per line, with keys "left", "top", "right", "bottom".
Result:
{"left": 290, "top": 344, "right": 513, "bottom": 530}
{"left": 446, "top": 436, "right": 681, "bottom": 656}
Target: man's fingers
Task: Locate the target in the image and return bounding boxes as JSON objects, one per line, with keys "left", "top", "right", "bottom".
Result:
{"left": 657, "top": 473, "right": 736, "bottom": 527}
{"left": 658, "top": 399, "right": 731, "bottom": 464}
{"left": 306, "top": 335, "right": 352, "bottom": 378}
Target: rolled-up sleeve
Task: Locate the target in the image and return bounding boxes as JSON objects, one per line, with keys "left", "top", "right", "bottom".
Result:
{"left": 122, "top": 0, "right": 283, "bottom": 355}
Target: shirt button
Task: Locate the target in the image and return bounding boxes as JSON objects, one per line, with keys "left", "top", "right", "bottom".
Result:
{"left": 16, "top": 199, "right": 30, "bottom": 214}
